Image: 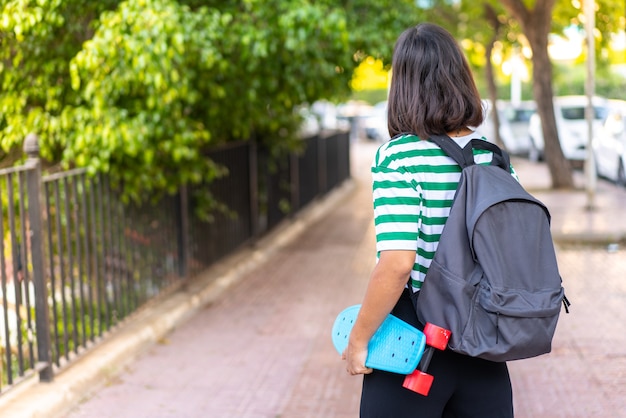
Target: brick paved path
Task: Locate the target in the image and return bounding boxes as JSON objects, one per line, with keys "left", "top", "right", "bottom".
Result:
{"left": 508, "top": 244, "right": 626, "bottom": 418}
{"left": 64, "top": 140, "right": 626, "bottom": 418}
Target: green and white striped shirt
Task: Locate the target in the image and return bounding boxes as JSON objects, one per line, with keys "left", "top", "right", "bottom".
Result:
{"left": 372, "top": 133, "right": 514, "bottom": 291}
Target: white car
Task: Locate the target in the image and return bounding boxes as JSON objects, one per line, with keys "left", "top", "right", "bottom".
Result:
{"left": 296, "top": 106, "right": 321, "bottom": 138}
{"left": 501, "top": 101, "right": 536, "bottom": 156}
{"left": 527, "top": 95, "right": 610, "bottom": 162}
{"left": 362, "top": 101, "right": 390, "bottom": 142}
{"left": 311, "top": 100, "right": 350, "bottom": 132}
{"left": 593, "top": 109, "right": 626, "bottom": 186}
{"left": 477, "top": 100, "right": 535, "bottom": 156}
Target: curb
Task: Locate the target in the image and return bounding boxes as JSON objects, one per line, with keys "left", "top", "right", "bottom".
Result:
{"left": 552, "top": 232, "right": 626, "bottom": 247}
{"left": 0, "top": 179, "right": 356, "bottom": 418}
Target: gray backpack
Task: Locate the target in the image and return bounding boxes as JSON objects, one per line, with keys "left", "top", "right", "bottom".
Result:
{"left": 413, "top": 135, "right": 570, "bottom": 362}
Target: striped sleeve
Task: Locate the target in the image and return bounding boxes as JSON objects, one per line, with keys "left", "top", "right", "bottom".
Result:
{"left": 372, "top": 165, "right": 421, "bottom": 252}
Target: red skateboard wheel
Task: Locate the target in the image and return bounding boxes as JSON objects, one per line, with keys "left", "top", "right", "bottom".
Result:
{"left": 423, "top": 323, "right": 451, "bottom": 351}
{"left": 402, "top": 369, "right": 434, "bottom": 396}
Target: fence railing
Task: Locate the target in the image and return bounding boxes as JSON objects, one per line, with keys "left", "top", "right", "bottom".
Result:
{"left": 0, "top": 130, "right": 350, "bottom": 394}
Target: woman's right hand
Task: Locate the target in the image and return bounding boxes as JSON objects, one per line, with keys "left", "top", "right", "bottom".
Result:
{"left": 342, "top": 341, "right": 373, "bottom": 375}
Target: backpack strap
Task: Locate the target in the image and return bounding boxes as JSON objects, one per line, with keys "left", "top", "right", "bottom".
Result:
{"left": 429, "top": 134, "right": 510, "bottom": 171}
{"left": 428, "top": 134, "right": 472, "bottom": 167}
{"left": 469, "top": 138, "right": 511, "bottom": 171}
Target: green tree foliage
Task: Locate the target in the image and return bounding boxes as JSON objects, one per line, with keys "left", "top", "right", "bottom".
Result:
{"left": 66, "top": 0, "right": 230, "bottom": 198}
{"left": 2, "top": 0, "right": 417, "bottom": 202}
{"left": 339, "top": 0, "right": 423, "bottom": 64}
{"left": 0, "top": 0, "right": 121, "bottom": 166}
{"left": 3, "top": 0, "right": 625, "bottom": 197}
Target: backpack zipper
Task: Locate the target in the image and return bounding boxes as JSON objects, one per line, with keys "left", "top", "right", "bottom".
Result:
{"left": 562, "top": 295, "right": 571, "bottom": 313}
{"left": 495, "top": 311, "right": 500, "bottom": 344}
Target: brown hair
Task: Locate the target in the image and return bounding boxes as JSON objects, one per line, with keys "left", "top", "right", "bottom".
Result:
{"left": 387, "top": 23, "right": 484, "bottom": 139}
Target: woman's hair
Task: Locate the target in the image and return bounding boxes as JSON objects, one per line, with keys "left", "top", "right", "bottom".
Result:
{"left": 387, "top": 23, "right": 484, "bottom": 139}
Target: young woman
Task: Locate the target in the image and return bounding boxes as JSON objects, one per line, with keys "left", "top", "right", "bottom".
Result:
{"left": 342, "top": 23, "right": 515, "bottom": 417}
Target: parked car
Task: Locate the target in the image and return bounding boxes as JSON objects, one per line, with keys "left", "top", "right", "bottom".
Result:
{"left": 501, "top": 101, "right": 536, "bottom": 156}
{"left": 311, "top": 100, "right": 350, "bottom": 132}
{"left": 362, "top": 100, "right": 390, "bottom": 142}
{"left": 296, "top": 106, "right": 321, "bottom": 138}
{"left": 477, "top": 100, "right": 535, "bottom": 156}
{"left": 527, "top": 95, "right": 610, "bottom": 162}
{"left": 593, "top": 108, "right": 626, "bottom": 186}
{"left": 336, "top": 100, "right": 374, "bottom": 142}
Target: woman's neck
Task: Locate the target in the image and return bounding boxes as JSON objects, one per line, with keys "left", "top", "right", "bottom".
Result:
{"left": 447, "top": 127, "right": 474, "bottom": 138}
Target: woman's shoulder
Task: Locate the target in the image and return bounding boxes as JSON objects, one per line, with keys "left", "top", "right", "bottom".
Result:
{"left": 374, "top": 134, "right": 447, "bottom": 170}
{"left": 375, "top": 134, "right": 435, "bottom": 161}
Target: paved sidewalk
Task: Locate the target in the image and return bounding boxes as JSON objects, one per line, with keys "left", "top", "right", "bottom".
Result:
{"left": 2, "top": 139, "right": 626, "bottom": 417}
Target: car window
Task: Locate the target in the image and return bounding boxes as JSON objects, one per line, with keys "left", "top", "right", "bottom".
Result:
{"left": 560, "top": 106, "right": 607, "bottom": 120}
{"left": 503, "top": 108, "right": 534, "bottom": 123}
{"left": 595, "top": 106, "right": 609, "bottom": 120}
{"left": 515, "top": 109, "right": 534, "bottom": 122}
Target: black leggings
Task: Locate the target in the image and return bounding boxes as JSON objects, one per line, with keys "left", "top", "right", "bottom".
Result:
{"left": 360, "top": 291, "right": 514, "bottom": 418}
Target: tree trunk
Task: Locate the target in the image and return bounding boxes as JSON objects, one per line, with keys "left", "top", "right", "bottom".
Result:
{"left": 484, "top": 41, "right": 505, "bottom": 148}
{"left": 528, "top": 39, "right": 575, "bottom": 188}
{"left": 499, "top": 0, "right": 574, "bottom": 189}
{"left": 483, "top": 4, "right": 504, "bottom": 149}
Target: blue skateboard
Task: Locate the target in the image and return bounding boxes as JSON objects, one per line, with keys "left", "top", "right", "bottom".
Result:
{"left": 332, "top": 304, "right": 451, "bottom": 395}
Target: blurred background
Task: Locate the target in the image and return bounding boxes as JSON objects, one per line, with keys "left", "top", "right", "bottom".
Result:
{"left": 1, "top": 1, "right": 626, "bottom": 415}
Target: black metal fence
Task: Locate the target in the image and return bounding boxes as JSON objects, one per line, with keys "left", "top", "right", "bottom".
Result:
{"left": 0, "top": 130, "right": 350, "bottom": 394}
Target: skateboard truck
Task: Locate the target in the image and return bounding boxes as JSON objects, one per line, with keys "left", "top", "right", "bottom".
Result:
{"left": 402, "top": 322, "right": 451, "bottom": 396}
